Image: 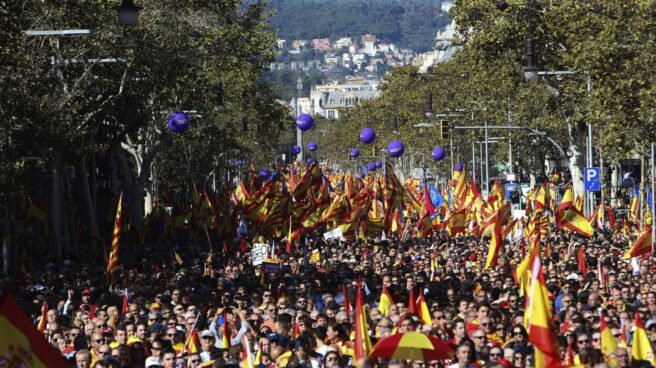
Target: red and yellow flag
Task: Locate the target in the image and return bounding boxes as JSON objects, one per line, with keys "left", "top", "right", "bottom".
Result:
{"left": 417, "top": 289, "right": 432, "bottom": 325}
{"left": 221, "top": 312, "right": 230, "bottom": 349}
{"left": 624, "top": 226, "right": 653, "bottom": 259}
{"left": 378, "top": 285, "right": 394, "bottom": 317}
{"left": 354, "top": 278, "right": 372, "bottom": 361}
{"left": 599, "top": 310, "right": 617, "bottom": 363}
{"left": 526, "top": 256, "right": 561, "bottom": 368}
{"left": 107, "top": 192, "right": 123, "bottom": 282}
{"left": 0, "top": 291, "right": 68, "bottom": 367}
{"left": 555, "top": 188, "right": 593, "bottom": 238}
{"left": 36, "top": 300, "right": 48, "bottom": 333}
{"left": 185, "top": 328, "right": 201, "bottom": 354}
{"left": 631, "top": 313, "right": 655, "bottom": 365}
{"left": 484, "top": 207, "right": 504, "bottom": 270}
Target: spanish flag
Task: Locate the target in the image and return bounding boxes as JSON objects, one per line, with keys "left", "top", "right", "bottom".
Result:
{"left": 555, "top": 188, "right": 593, "bottom": 238}
{"left": 378, "top": 285, "right": 394, "bottom": 317}
{"left": 36, "top": 300, "right": 48, "bottom": 333}
{"left": 221, "top": 312, "right": 230, "bottom": 349}
{"left": 624, "top": 226, "right": 652, "bottom": 259}
{"left": 0, "top": 291, "right": 68, "bottom": 367}
{"left": 185, "top": 328, "right": 201, "bottom": 354}
{"left": 525, "top": 256, "right": 561, "bottom": 367}
{"left": 631, "top": 313, "right": 655, "bottom": 365}
{"left": 354, "top": 278, "right": 372, "bottom": 361}
{"left": 417, "top": 289, "right": 432, "bottom": 325}
{"left": 599, "top": 310, "right": 617, "bottom": 363}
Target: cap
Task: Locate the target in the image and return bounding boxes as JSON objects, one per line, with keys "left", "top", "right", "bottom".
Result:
{"left": 646, "top": 320, "right": 656, "bottom": 330}
{"left": 82, "top": 288, "right": 92, "bottom": 295}
{"left": 150, "top": 303, "right": 161, "bottom": 310}
{"left": 200, "top": 330, "right": 215, "bottom": 338}
{"left": 148, "top": 322, "right": 165, "bottom": 334}
{"left": 566, "top": 274, "right": 578, "bottom": 281}
{"left": 145, "top": 356, "right": 161, "bottom": 367}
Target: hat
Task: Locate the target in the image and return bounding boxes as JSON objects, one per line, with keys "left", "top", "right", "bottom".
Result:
{"left": 646, "top": 320, "right": 656, "bottom": 330}
{"left": 148, "top": 322, "right": 165, "bottom": 334}
{"left": 200, "top": 330, "right": 215, "bottom": 338}
{"left": 82, "top": 288, "right": 92, "bottom": 295}
{"left": 267, "top": 333, "right": 287, "bottom": 347}
{"left": 566, "top": 274, "right": 578, "bottom": 281}
{"left": 150, "top": 303, "right": 161, "bottom": 310}
{"left": 145, "top": 356, "right": 161, "bottom": 367}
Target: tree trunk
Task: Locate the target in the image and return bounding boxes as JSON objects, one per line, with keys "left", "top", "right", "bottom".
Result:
{"left": 3, "top": 200, "right": 14, "bottom": 277}
{"left": 114, "top": 147, "right": 142, "bottom": 233}
{"left": 568, "top": 121, "right": 586, "bottom": 202}
{"left": 75, "top": 156, "right": 100, "bottom": 255}
{"left": 48, "top": 168, "right": 63, "bottom": 260}
{"left": 611, "top": 162, "right": 619, "bottom": 207}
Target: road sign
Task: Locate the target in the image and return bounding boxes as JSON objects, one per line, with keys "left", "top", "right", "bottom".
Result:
{"left": 584, "top": 167, "right": 601, "bottom": 191}
{"left": 505, "top": 183, "right": 517, "bottom": 200}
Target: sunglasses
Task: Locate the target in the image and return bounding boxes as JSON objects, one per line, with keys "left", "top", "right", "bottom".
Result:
{"left": 578, "top": 339, "right": 589, "bottom": 344}
{"left": 490, "top": 353, "right": 502, "bottom": 357}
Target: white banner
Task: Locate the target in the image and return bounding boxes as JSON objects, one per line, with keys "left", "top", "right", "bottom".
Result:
{"left": 252, "top": 243, "right": 269, "bottom": 266}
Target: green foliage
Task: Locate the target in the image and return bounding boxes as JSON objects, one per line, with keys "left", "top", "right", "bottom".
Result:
{"left": 264, "top": 0, "right": 451, "bottom": 52}
{"left": 0, "top": 0, "right": 290, "bottom": 195}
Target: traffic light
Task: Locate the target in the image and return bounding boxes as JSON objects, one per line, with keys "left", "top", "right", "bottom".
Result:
{"left": 439, "top": 120, "right": 449, "bottom": 140}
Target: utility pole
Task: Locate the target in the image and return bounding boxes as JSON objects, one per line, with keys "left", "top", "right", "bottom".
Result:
{"left": 296, "top": 76, "right": 304, "bottom": 162}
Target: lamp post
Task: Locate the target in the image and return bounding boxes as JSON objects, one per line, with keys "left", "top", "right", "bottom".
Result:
{"left": 117, "top": 0, "right": 143, "bottom": 27}
{"left": 522, "top": 37, "right": 594, "bottom": 215}
{"left": 296, "top": 76, "right": 304, "bottom": 162}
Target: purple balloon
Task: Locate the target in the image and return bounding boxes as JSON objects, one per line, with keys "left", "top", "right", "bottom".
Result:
{"left": 306, "top": 158, "right": 315, "bottom": 164}
{"left": 367, "top": 162, "right": 377, "bottom": 171}
{"left": 167, "top": 111, "right": 191, "bottom": 134}
{"left": 307, "top": 141, "right": 318, "bottom": 152}
{"left": 236, "top": 159, "right": 244, "bottom": 167}
{"left": 259, "top": 168, "right": 271, "bottom": 178}
{"left": 375, "top": 160, "right": 382, "bottom": 168}
{"left": 360, "top": 128, "right": 376, "bottom": 144}
{"left": 350, "top": 148, "right": 360, "bottom": 158}
{"left": 387, "top": 140, "right": 405, "bottom": 158}
{"left": 296, "top": 114, "right": 314, "bottom": 131}
{"left": 432, "top": 147, "right": 446, "bottom": 161}
{"left": 291, "top": 145, "right": 301, "bottom": 155}
{"left": 454, "top": 162, "right": 464, "bottom": 171}
{"left": 292, "top": 167, "right": 297, "bottom": 174}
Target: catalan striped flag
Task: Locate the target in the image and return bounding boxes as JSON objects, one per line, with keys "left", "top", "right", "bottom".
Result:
{"left": 0, "top": 291, "right": 68, "bottom": 367}
{"left": 107, "top": 193, "right": 123, "bottom": 283}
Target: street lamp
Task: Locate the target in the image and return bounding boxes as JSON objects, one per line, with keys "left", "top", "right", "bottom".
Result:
{"left": 523, "top": 38, "right": 539, "bottom": 81}
{"left": 117, "top": 0, "right": 142, "bottom": 27}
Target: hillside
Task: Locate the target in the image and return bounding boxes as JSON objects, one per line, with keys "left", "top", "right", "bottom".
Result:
{"left": 264, "top": 0, "right": 451, "bottom": 53}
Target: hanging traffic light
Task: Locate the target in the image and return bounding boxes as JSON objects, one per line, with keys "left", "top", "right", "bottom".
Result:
{"left": 440, "top": 120, "right": 449, "bottom": 140}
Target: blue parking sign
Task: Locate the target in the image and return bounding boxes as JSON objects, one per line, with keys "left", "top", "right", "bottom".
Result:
{"left": 584, "top": 167, "right": 601, "bottom": 191}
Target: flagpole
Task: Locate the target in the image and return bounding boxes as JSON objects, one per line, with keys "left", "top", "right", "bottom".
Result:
{"left": 649, "top": 142, "right": 656, "bottom": 253}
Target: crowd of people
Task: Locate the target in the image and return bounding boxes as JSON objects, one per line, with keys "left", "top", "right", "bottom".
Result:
{"left": 6, "top": 222, "right": 656, "bottom": 368}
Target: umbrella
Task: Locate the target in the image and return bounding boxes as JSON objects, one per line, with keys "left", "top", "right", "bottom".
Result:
{"left": 369, "top": 332, "right": 454, "bottom": 361}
